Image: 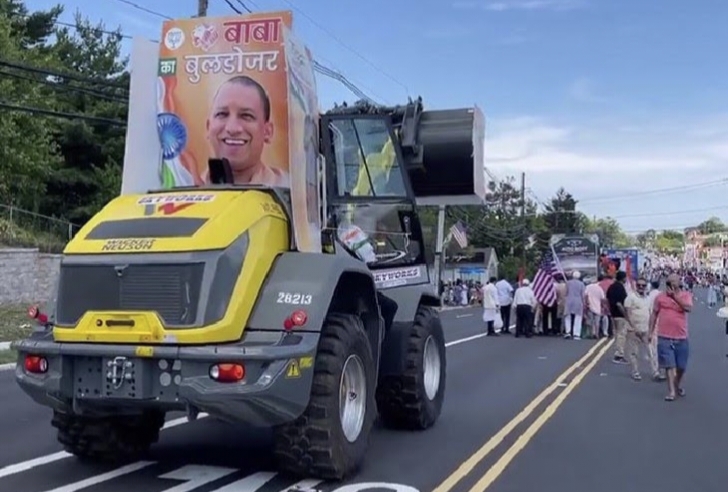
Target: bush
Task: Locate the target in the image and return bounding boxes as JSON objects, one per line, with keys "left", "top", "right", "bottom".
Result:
{"left": 0, "top": 218, "right": 68, "bottom": 253}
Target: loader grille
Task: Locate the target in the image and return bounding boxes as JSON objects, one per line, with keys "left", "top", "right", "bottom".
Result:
{"left": 55, "top": 263, "right": 204, "bottom": 327}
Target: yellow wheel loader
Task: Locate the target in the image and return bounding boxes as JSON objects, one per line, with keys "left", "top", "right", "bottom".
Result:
{"left": 13, "top": 98, "right": 483, "bottom": 481}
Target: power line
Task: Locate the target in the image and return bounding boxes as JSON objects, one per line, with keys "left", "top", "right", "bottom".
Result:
{"left": 0, "top": 59, "right": 128, "bottom": 91}
{"left": 217, "top": 0, "right": 378, "bottom": 101}
{"left": 111, "top": 0, "right": 171, "bottom": 19}
{"left": 608, "top": 205, "right": 728, "bottom": 220}
{"left": 233, "top": 0, "right": 253, "bottom": 13}
{"left": 101, "top": 2, "right": 378, "bottom": 102}
{"left": 0, "top": 68, "right": 128, "bottom": 103}
{"left": 54, "top": 19, "right": 133, "bottom": 40}
{"left": 278, "top": 0, "right": 410, "bottom": 97}
{"left": 578, "top": 178, "right": 728, "bottom": 204}
{"left": 10, "top": 7, "right": 390, "bottom": 122}
{"left": 312, "top": 60, "right": 375, "bottom": 102}
{"left": 0, "top": 101, "right": 127, "bottom": 126}
{"left": 223, "top": 0, "right": 244, "bottom": 14}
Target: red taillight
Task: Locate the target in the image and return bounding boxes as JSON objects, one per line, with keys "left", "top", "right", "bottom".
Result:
{"left": 283, "top": 310, "right": 308, "bottom": 331}
{"left": 209, "top": 363, "right": 245, "bottom": 382}
{"left": 24, "top": 355, "right": 48, "bottom": 374}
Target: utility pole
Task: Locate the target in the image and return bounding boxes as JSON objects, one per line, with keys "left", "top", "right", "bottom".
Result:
{"left": 197, "top": 0, "right": 209, "bottom": 17}
{"left": 520, "top": 172, "right": 526, "bottom": 267}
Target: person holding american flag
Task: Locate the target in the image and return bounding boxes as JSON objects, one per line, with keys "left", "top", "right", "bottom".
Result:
{"left": 532, "top": 250, "right": 559, "bottom": 335}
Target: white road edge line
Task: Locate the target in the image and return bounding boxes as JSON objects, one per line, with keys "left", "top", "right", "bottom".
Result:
{"left": 41, "top": 460, "right": 155, "bottom": 492}
{"left": 0, "top": 413, "right": 208, "bottom": 479}
{"left": 0, "top": 327, "right": 494, "bottom": 478}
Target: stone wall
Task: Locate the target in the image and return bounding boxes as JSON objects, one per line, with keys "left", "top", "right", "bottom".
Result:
{"left": 0, "top": 248, "right": 62, "bottom": 304}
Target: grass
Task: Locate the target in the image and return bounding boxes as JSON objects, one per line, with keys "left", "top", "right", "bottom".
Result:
{"left": 0, "top": 304, "right": 33, "bottom": 342}
{"left": 0, "top": 217, "right": 70, "bottom": 253}
{"left": 0, "top": 303, "right": 36, "bottom": 367}
{"left": 0, "top": 349, "right": 16, "bottom": 364}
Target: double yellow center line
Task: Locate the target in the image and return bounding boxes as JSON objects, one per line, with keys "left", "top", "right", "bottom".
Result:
{"left": 433, "top": 337, "right": 615, "bottom": 492}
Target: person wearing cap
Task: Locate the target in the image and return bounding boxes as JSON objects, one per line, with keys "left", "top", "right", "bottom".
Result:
{"left": 513, "top": 279, "right": 537, "bottom": 338}
{"left": 649, "top": 273, "right": 693, "bottom": 401}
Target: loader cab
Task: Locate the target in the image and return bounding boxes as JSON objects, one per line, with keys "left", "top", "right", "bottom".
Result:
{"left": 321, "top": 113, "right": 427, "bottom": 274}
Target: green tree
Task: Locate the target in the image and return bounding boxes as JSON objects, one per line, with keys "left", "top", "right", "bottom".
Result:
{"left": 697, "top": 216, "right": 725, "bottom": 235}
{"left": 2, "top": 0, "right": 62, "bottom": 49}
{"left": 636, "top": 228, "right": 656, "bottom": 249}
{"left": 463, "top": 177, "right": 545, "bottom": 268}
{"left": 0, "top": 7, "right": 62, "bottom": 210}
{"left": 654, "top": 230, "right": 684, "bottom": 253}
{"left": 541, "top": 187, "right": 586, "bottom": 236}
{"left": 419, "top": 177, "right": 544, "bottom": 270}
{"left": 37, "top": 11, "right": 128, "bottom": 223}
{"left": 703, "top": 235, "right": 723, "bottom": 248}
{"left": 584, "top": 216, "right": 633, "bottom": 248}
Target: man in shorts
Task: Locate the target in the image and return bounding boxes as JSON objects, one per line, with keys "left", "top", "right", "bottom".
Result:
{"left": 649, "top": 273, "right": 693, "bottom": 401}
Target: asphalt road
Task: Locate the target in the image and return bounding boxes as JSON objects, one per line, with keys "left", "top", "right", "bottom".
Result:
{"left": 0, "top": 294, "right": 724, "bottom": 492}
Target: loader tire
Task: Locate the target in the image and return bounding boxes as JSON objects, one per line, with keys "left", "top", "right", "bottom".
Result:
{"left": 376, "top": 305, "right": 446, "bottom": 430}
{"left": 52, "top": 409, "right": 165, "bottom": 463}
{"left": 273, "top": 313, "right": 376, "bottom": 481}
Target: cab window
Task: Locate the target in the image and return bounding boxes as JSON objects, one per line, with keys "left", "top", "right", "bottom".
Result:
{"left": 328, "top": 118, "right": 408, "bottom": 197}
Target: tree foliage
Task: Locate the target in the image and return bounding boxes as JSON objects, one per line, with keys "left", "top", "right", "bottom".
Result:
{"left": 696, "top": 216, "right": 725, "bottom": 235}
{"left": 0, "top": 0, "right": 126, "bottom": 225}
{"left": 584, "top": 216, "right": 633, "bottom": 248}
{"left": 654, "top": 230, "right": 684, "bottom": 253}
{"left": 540, "top": 187, "right": 586, "bottom": 236}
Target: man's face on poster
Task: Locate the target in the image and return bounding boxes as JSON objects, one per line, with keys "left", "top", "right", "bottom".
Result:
{"left": 206, "top": 82, "right": 273, "bottom": 172}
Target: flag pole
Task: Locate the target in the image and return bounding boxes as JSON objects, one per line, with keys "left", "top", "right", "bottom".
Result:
{"left": 550, "top": 243, "right": 568, "bottom": 279}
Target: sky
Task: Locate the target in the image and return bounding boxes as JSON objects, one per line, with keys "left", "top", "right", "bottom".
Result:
{"left": 25, "top": 0, "right": 728, "bottom": 234}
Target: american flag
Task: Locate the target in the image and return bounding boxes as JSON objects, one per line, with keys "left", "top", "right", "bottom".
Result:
{"left": 450, "top": 221, "right": 468, "bottom": 248}
{"left": 532, "top": 249, "right": 557, "bottom": 306}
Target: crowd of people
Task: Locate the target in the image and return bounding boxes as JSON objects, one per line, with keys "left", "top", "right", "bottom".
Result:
{"left": 440, "top": 279, "right": 482, "bottom": 307}
{"left": 456, "top": 267, "right": 704, "bottom": 402}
